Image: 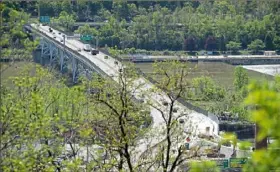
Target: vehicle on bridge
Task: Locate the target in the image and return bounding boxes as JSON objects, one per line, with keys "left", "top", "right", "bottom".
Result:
{"left": 83, "top": 44, "right": 91, "bottom": 52}
{"left": 91, "top": 49, "right": 99, "bottom": 55}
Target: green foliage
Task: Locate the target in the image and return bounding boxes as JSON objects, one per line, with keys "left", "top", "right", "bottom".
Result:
{"left": 273, "top": 36, "right": 280, "bottom": 50}
{"left": 234, "top": 66, "right": 249, "bottom": 91}
{"left": 152, "top": 60, "right": 190, "bottom": 97}
{"left": 83, "top": 66, "right": 151, "bottom": 171}
{"left": 221, "top": 133, "right": 237, "bottom": 149}
{"left": 6, "top": 0, "right": 280, "bottom": 51}
{"left": 248, "top": 39, "right": 265, "bottom": 53}
{"left": 190, "top": 161, "right": 219, "bottom": 172}
{"left": 108, "top": 46, "right": 121, "bottom": 58}
{"left": 243, "top": 77, "right": 280, "bottom": 171}
{"left": 75, "top": 24, "right": 99, "bottom": 37}
{"left": 0, "top": 6, "right": 37, "bottom": 59}
{"left": 192, "top": 76, "right": 225, "bottom": 101}
{"left": 183, "top": 67, "right": 250, "bottom": 119}
{"left": 53, "top": 11, "right": 76, "bottom": 31}
{"left": 0, "top": 65, "right": 89, "bottom": 171}
{"left": 226, "top": 41, "right": 241, "bottom": 53}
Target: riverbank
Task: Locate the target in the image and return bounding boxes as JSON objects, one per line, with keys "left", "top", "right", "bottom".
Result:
{"left": 120, "top": 54, "right": 280, "bottom": 65}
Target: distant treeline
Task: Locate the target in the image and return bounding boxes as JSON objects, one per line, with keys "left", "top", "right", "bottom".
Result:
{"left": 4, "top": 0, "right": 280, "bottom": 52}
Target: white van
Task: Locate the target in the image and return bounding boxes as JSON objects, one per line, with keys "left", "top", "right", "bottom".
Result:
{"left": 83, "top": 44, "right": 91, "bottom": 52}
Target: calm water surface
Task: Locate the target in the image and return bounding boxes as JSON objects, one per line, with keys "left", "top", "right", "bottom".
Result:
{"left": 1, "top": 61, "right": 274, "bottom": 89}
{"left": 243, "top": 65, "right": 280, "bottom": 76}
{"left": 136, "top": 62, "right": 272, "bottom": 88}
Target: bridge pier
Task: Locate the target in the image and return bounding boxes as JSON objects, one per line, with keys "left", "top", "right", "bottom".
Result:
{"left": 72, "top": 57, "right": 78, "bottom": 82}
{"left": 59, "top": 49, "right": 65, "bottom": 72}
{"left": 40, "top": 39, "right": 51, "bottom": 64}
{"left": 35, "top": 35, "right": 104, "bottom": 83}
{"left": 49, "top": 43, "right": 56, "bottom": 65}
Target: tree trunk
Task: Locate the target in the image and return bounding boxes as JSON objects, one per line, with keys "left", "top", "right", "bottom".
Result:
{"left": 255, "top": 124, "right": 267, "bottom": 150}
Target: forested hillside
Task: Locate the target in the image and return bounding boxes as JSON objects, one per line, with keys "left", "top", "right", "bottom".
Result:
{"left": 4, "top": 0, "right": 280, "bottom": 52}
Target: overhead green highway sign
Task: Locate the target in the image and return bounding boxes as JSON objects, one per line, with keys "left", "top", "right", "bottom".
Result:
{"left": 80, "top": 35, "right": 93, "bottom": 41}
{"left": 40, "top": 16, "right": 50, "bottom": 23}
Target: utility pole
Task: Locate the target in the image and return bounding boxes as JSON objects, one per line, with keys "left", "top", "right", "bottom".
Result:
{"left": 38, "top": 1, "right": 40, "bottom": 22}
{"left": 96, "top": 36, "right": 99, "bottom": 49}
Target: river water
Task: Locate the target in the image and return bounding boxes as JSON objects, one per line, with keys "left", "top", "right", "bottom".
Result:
{"left": 1, "top": 60, "right": 275, "bottom": 88}
{"left": 135, "top": 62, "right": 273, "bottom": 88}
{"left": 243, "top": 65, "right": 280, "bottom": 76}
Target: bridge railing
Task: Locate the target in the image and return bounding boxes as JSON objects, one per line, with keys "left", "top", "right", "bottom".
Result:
{"left": 30, "top": 25, "right": 109, "bottom": 77}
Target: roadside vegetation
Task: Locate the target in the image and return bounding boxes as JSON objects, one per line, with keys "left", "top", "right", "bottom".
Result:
{"left": 10, "top": 0, "right": 279, "bottom": 54}
{"left": 1, "top": 1, "right": 280, "bottom": 171}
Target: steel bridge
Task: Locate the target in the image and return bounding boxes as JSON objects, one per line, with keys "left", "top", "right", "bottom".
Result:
{"left": 24, "top": 24, "right": 108, "bottom": 83}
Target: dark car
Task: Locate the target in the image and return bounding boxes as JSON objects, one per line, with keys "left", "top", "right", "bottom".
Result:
{"left": 162, "top": 100, "right": 168, "bottom": 106}
{"left": 172, "top": 107, "right": 179, "bottom": 113}
{"left": 179, "top": 118, "right": 184, "bottom": 124}
{"left": 91, "top": 49, "right": 99, "bottom": 55}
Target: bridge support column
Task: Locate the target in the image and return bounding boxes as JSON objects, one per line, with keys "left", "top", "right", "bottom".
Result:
{"left": 85, "top": 69, "right": 92, "bottom": 80}
{"left": 72, "top": 57, "right": 78, "bottom": 83}
{"left": 49, "top": 44, "right": 56, "bottom": 65}
{"left": 39, "top": 38, "right": 51, "bottom": 65}
{"left": 40, "top": 41, "right": 45, "bottom": 64}
{"left": 59, "top": 49, "right": 65, "bottom": 72}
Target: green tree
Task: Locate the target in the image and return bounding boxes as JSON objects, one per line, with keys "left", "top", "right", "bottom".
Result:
{"left": 192, "top": 76, "right": 225, "bottom": 101}
{"left": 226, "top": 41, "right": 241, "bottom": 54}
{"left": 55, "top": 11, "right": 76, "bottom": 31}
{"left": 0, "top": 66, "right": 87, "bottom": 171}
{"left": 85, "top": 65, "right": 151, "bottom": 171}
{"left": 273, "top": 36, "right": 280, "bottom": 51}
{"left": 0, "top": 6, "right": 38, "bottom": 60}
{"left": 75, "top": 24, "right": 99, "bottom": 44}
{"left": 75, "top": 24, "right": 99, "bottom": 36}
{"left": 248, "top": 39, "right": 265, "bottom": 54}
{"left": 142, "top": 60, "right": 198, "bottom": 172}
{"left": 243, "top": 77, "right": 280, "bottom": 171}
{"left": 234, "top": 66, "right": 249, "bottom": 91}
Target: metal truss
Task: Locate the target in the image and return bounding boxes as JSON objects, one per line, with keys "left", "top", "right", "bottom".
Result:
{"left": 37, "top": 37, "right": 95, "bottom": 83}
